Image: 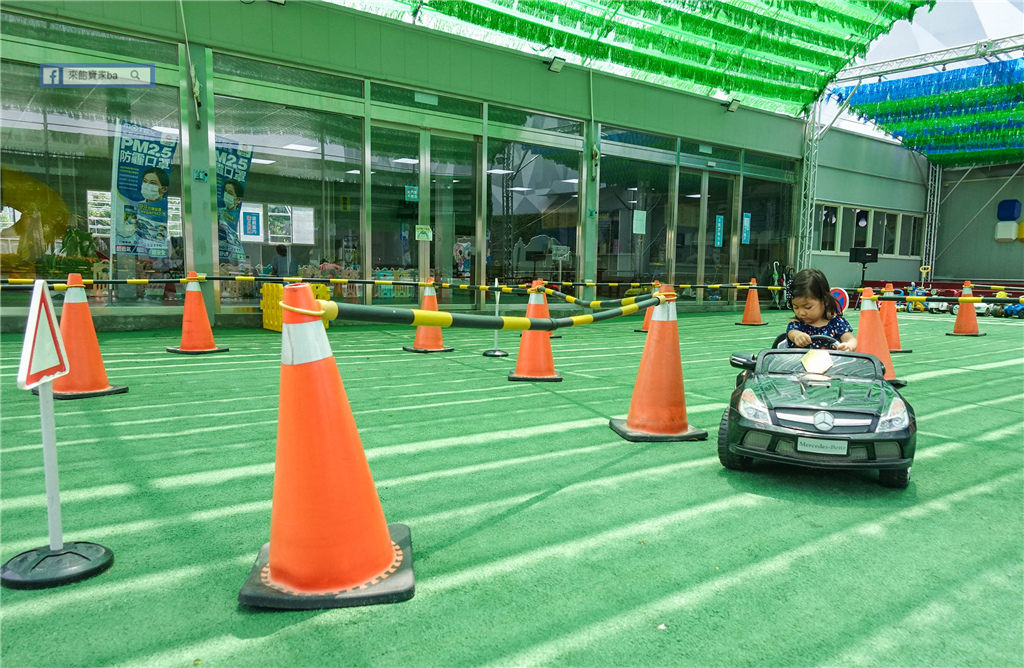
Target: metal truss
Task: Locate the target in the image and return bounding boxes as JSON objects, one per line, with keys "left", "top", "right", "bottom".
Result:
{"left": 921, "top": 162, "right": 942, "bottom": 282}
{"left": 834, "top": 34, "right": 1024, "bottom": 83}
{"left": 797, "top": 99, "right": 821, "bottom": 271}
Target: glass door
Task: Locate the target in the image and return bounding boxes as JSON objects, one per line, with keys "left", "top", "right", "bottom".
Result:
{"left": 430, "top": 134, "right": 477, "bottom": 305}
{"left": 702, "top": 175, "right": 734, "bottom": 301}
{"left": 675, "top": 169, "right": 703, "bottom": 299}
{"left": 370, "top": 125, "right": 420, "bottom": 305}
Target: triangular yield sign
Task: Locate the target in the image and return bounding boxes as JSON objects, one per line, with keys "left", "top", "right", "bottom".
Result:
{"left": 17, "top": 280, "right": 69, "bottom": 390}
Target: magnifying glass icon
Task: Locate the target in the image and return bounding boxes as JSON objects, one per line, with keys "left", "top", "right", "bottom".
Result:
{"left": 130, "top": 69, "right": 141, "bottom": 80}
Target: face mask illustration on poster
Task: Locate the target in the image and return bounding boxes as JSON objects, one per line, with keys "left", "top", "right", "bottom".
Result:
{"left": 216, "top": 137, "right": 252, "bottom": 263}
{"left": 111, "top": 121, "right": 178, "bottom": 258}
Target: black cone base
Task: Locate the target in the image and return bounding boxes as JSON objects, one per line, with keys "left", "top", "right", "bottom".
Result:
{"left": 634, "top": 329, "right": 648, "bottom": 333}
{"left": 166, "top": 347, "right": 229, "bottom": 354}
{"left": 33, "top": 385, "right": 129, "bottom": 400}
{"left": 238, "top": 524, "right": 414, "bottom": 610}
{"left": 610, "top": 418, "right": 708, "bottom": 442}
{"left": 736, "top": 321, "right": 769, "bottom": 326}
{"left": 889, "top": 378, "right": 908, "bottom": 388}
{"left": 550, "top": 335, "right": 562, "bottom": 339}
{"left": 483, "top": 350, "right": 509, "bottom": 357}
{"left": 1, "top": 542, "right": 113, "bottom": 590}
{"left": 946, "top": 332, "right": 986, "bottom": 337}
{"left": 508, "top": 371, "right": 562, "bottom": 382}
{"left": 402, "top": 346, "right": 454, "bottom": 353}
{"left": 890, "top": 349, "right": 912, "bottom": 354}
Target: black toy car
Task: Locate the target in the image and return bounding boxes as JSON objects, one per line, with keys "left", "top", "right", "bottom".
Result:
{"left": 719, "top": 334, "right": 916, "bottom": 489}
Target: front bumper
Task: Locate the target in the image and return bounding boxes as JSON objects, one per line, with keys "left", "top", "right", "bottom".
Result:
{"left": 726, "top": 410, "right": 915, "bottom": 471}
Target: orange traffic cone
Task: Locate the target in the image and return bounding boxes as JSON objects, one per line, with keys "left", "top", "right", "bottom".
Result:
{"left": 44, "top": 274, "right": 128, "bottom": 400}
{"left": 880, "top": 283, "right": 911, "bottom": 352}
{"left": 736, "top": 278, "right": 768, "bottom": 326}
{"left": 611, "top": 285, "right": 707, "bottom": 441}
{"left": 403, "top": 278, "right": 454, "bottom": 353}
{"left": 635, "top": 281, "right": 661, "bottom": 333}
{"left": 167, "top": 272, "right": 228, "bottom": 354}
{"left": 857, "top": 287, "right": 905, "bottom": 387}
{"left": 947, "top": 281, "right": 986, "bottom": 337}
{"left": 238, "top": 283, "right": 414, "bottom": 610}
{"left": 509, "top": 287, "right": 561, "bottom": 382}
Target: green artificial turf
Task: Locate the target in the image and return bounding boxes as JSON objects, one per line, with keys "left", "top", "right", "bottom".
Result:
{"left": 1, "top": 307, "right": 1022, "bottom": 667}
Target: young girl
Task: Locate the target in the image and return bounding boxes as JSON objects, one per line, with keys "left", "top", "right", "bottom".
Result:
{"left": 787, "top": 268, "right": 857, "bottom": 351}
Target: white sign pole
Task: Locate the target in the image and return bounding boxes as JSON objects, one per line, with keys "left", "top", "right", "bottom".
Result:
{"left": 493, "top": 278, "right": 501, "bottom": 351}
{"left": 38, "top": 381, "right": 64, "bottom": 551}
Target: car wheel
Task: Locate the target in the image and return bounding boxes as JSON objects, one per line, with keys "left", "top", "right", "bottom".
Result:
{"left": 718, "top": 409, "right": 754, "bottom": 471}
{"left": 878, "top": 465, "right": 911, "bottom": 489}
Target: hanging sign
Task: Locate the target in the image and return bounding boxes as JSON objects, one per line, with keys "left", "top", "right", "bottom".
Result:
{"left": 17, "top": 281, "right": 69, "bottom": 390}
{"left": 405, "top": 186, "right": 419, "bottom": 202}
{"left": 415, "top": 225, "right": 433, "bottom": 242}
{"left": 111, "top": 120, "right": 179, "bottom": 258}
{"left": 215, "top": 136, "right": 252, "bottom": 262}
{"left": 714, "top": 215, "right": 724, "bottom": 248}
{"left": 742, "top": 212, "right": 751, "bottom": 244}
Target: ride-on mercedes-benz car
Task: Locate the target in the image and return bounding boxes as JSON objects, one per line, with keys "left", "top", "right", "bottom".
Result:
{"left": 719, "top": 334, "right": 916, "bottom": 489}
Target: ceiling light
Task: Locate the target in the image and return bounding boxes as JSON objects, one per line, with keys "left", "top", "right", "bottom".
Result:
{"left": 686, "top": 193, "right": 701, "bottom": 198}
{"left": 508, "top": 187, "right": 532, "bottom": 191}
{"left": 283, "top": 143, "right": 317, "bottom": 151}
{"left": 393, "top": 157, "right": 419, "bottom": 164}
{"left": 251, "top": 158, "right": 276, "bottom": 165}
{"left": 627, "top": 187, "right": 638, "bottom": 191}
{"left": 487, "top": 169, "right": 514, "bottom": 174}
{"left": 562, "top": 178, "right": 579, "bottom": 184}
{"left": 453, "top": 180, "right": 460, "bottom": 183}
{"left": 152, "top": 126, "right": 179, "bottom": 135}
{"left": 627, "top": 200, "right": 638, "bottom": 204}
{"left": 345, "top": 169, "right": 360, "bottom": 174}
{"left": 546, "top": 56, "right": 565, "bottom": 73}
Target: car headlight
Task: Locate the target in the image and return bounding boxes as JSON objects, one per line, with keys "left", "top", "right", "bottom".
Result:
{"left": 738, "top": 389, "right": 771, "bottom": 423}
{"left": 877, "top": 398, "right": 909, "bottom": 432}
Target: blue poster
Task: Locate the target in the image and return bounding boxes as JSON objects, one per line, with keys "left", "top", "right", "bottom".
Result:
{"left": 242, "top": 211, "right": 261, "bottom": 237}
{"left": 714, "top": 215, "right": 724, "bottom": 248}
{"left": 111, "top": 121, "right": 178, "bottom": 258}
{"left": 215, "top": 137, "right": 252, "bottom": 263}
{"left": 742, "top": 212, "right": 751, "bottom": 245}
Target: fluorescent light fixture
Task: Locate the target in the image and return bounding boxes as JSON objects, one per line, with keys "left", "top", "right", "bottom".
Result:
{"left": 152, "top": 126, "right": 179, "bottom": 135}
{"left": 453, "top": 180, "right": 460, "bottom": 183}
{"left": 251, "top": 158, "right": 276, "bottom": 165}
{"left": 686, "top": 193, "right": 701, "bottom": 198}
{"left": 627, "top": 187, "right": 638, "bottom": 191}
{"left": 283, "top": 143, "right": 317, "bottom": 151}
{"left": 627, "top": 200, "right": 638, "bottom": 204}
{"left": 562, "top": 178, "right": 579, "bottom": 184}
{"left": 345, "top": 169, "right": 360, "bottom": 174}
{"left": 393, "top": 157, "right": 419, "bottom": 164}
{"left": 508, "top": 187, "right": 532, "bottom": 191}
{"left": 571, "top": 194, "right": 578, "bottom": 198}
{"left": 546, "top": 56, "right": 565, "bottom": 73}
{"left": 487, "top": 169, "right": 514, "bottom": 174}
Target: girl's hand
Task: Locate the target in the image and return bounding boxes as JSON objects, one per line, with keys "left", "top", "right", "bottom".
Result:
{"left": 788, "top": 330, "right": 811, "bottom": 347}
{"left": 836, "top": 341, "right": 856, "bottom": 351}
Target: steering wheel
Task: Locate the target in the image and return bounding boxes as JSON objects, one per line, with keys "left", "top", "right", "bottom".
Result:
{"left": 772, "top": 333, "right": 839, "bottom": 349}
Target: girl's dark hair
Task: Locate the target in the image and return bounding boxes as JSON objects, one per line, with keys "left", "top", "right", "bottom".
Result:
{"left": 790, "top": 268, "right": 840, "bottom": 319}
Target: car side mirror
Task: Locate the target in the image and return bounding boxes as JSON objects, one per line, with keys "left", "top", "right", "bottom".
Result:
{"left": 730, "top": 353, "right": 756, "bottom": 370}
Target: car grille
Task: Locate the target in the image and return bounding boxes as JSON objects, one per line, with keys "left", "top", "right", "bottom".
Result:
{"left": 773, "top": 409, "right": 874, "bottom": 434}
{"left": 742, "top": 432, "right": 772, "bottom": 450}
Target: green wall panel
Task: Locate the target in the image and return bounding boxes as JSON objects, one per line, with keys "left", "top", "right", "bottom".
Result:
{"left": 937, "top": 171, "right": 1024, "bottom": 281}
{"left": 817, "top": 129, "right": 928, "bottom": 213}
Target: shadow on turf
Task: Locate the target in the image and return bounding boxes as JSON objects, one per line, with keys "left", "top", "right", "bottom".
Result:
{"left": 717, "top": 463, "right": 920, "bottom": 507}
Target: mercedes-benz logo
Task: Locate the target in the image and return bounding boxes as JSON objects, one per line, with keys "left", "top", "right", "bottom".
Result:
{"left": 813, "top": 411, "right": 835, "bottom": 431}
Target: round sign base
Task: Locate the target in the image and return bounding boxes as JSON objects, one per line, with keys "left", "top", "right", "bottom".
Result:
{"left": 1, "top": 542, "right": 113, "bottom": 590}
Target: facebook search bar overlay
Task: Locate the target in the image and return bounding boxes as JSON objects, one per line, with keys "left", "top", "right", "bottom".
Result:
{"left": 41, "top": 63, "right": 155, "bottom": 88}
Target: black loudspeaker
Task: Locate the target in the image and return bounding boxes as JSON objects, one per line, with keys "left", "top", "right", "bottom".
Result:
{"left": 849, "top": 246, "right": 878, "bottom": 264}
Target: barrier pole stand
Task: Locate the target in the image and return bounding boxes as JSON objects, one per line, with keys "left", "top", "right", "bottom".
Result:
{"left": 483, "top": 278, "right": 508, "bottom": 357}
{"left": 39, "top": 382, "right": 63, "bottom": 551}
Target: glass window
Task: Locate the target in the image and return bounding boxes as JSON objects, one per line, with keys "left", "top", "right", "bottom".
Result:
{"left": 430, "top": 135, "right": 477, "bottom": 305}
{"left": 744, "top": 151, "right": 795, "bottom": 172}
{"left": 738, "top": 178, "right": 792, "bottom": 292}
{"left": 874, "top": 211, "right": 897, "bottom": 255}
{"left": 0, "top": 59, "right": 184, "bottom": 308}
{"left": 680, "top": 140, "right": 741, "bottom": 163}
{"left": 213, "top": 54, "right": 362, "bottom": 99}
{"left": 489, "top": 106, "right": 582, "bottom": 135}
{"left": 213, "top": 95, "right": 362, "bottom": 306}
{"left": 370, "top": 126, "right": 420, "bottom": 305}
{"left": 2, "top": 13, "right": 177, "bottom": 64}
{"left": 674, "top": 170, "right": 702, "bottom": 292}
{"left": 601, "top": 126, "right": 676, "bottom": 151}
{"left": 899, "top": 215, "right": 924, "bottom": 256}
{"left": 372, "top": 83, "right": 481, "bottom": 119}
{"left": 816, "top": 204, "right": 838, "bottom": 251}
{"left": 598, "top": 157, "right": 671, "bottom": 297}
{"left": 840, "top": 208, "right": 869, "bottom": 252}
{"left": 487, "top": 140, "right": 580, "bottom": 305}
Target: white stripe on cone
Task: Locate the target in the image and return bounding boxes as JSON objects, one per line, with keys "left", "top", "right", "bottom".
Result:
{"left": 528, "top": 292, "right": 543, "bottom": 305}
{"left": 282, "top": 320, "right": 332, "bottom": 366}
{"left": 186, "top": 281, "right": 201, "bottom": 292}
{"left": 862, "top": 296, "right": 878, "bottom": 311}
{"left": 424, "top": 285, "right": 436, "bottom": 297}
{"left": 63, "top": 286, "right": 88, "bottom": 304}
{"left": 651, "top": 300, "right": 677, "bottom": 322}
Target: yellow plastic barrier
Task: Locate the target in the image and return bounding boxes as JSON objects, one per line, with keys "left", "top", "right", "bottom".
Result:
{"left": 261, "top": 282, "right": 329, "bottom": 332}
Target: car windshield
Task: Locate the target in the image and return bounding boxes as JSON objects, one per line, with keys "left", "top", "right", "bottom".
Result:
{"left": 760, "top": 352, "right": 878, "bottom": 380}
